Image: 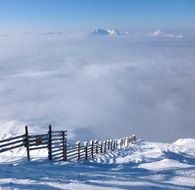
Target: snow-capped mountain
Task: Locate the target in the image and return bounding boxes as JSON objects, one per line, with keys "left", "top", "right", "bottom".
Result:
{"left": 90, "top": 29, "right": 128, "bottom": 36}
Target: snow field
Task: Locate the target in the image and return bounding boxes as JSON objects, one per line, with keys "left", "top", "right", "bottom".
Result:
{"left": 0, "top": 138, "right": 195, "bottom": 189}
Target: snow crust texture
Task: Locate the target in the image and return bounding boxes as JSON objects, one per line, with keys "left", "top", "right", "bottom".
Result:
{"left": 0, "top": 138, "right": 195, "bottom": 189}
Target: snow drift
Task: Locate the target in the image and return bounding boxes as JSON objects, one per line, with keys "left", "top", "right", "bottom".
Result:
{"left": 0, "top": 138, "right": 195, "bottom": 189}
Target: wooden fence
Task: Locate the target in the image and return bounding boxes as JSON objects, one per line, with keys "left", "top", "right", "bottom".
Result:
{"left": 0, "top": 125, "right": 136, "bottom": 161}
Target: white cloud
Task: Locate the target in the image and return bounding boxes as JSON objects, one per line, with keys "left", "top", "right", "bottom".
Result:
{"left": 175, "top": 34, "right": 183, "bottom": 39}
{"left": 151, "top": 30, "right": 183, "bottom": 39}
{"left": 0, "top": 32, "right": 194, "bottom": 142}
{"left": 151, "top": 29, "right": 163, "bottom": 37}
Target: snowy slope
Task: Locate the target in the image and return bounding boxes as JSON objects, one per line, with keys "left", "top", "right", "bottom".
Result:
{"left": 0, "top": 138, "right": 195, "bottom": 189}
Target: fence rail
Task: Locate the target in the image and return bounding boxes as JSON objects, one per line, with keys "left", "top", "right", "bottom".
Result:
{"left": 0, "top": 134, "right": 25, "bottom": 153}
{"left": 0, "top": 125, "right": 136, "bottom": 162}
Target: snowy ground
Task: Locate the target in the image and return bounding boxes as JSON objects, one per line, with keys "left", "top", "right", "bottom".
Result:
{"left": 0, "top": 138, "right": 195, "bottom": 190}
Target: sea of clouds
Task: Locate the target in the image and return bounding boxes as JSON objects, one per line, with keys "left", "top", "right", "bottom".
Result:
{"left": 0, "top": 30, "right": 195, "bottom": 142}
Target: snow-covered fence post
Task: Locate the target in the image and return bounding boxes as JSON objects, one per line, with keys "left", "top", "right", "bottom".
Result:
{"left": 113, "top": 140, "right": 115, "bottom": 150}
{"left": 100, "top": 141, "right": 103, "bottom": 153}
{"left": 116, "top": 139, "right": 119, "bottom": 149}
{"left": 124, "top": 137, "right": 127, "bottom": 147}
{"left": 25, "top": 126, "right": 30, "bottom": 160}
{"left": 107, "top": 140, "right": 110, "bottom": 150}
{"left": 104, "top": 140, "right": 107, "bottom": 153}
{"left": 133, "top": 135, "right": 136, "bottom": 141}
{"left": 129, "top": 136, "right": 131, "bottom": 145}
{"left": 94, "top": 140, "right": 98, "bottom": 154}
{"left": 76, "top": 141, "right": 80, "bottom": 160}
{"left": 48, "top": 124, "right": 52, "bottom": 160}
{"left": 122, "top": 138, "right": 125, "bottom": 147}
{"left": 62, "top": 131, "right": 67, "bottom": 161}
{"left": 84, "top": 141, "right": 88, "bottom": 160}
{"left": 121, "top": 138, "right": 123, "bottom": 147}
{"left": 115, "top": 139, "right": 118, "bottom": 149}
{"left": 126, "top": 137, "right": 130, "bottom": 147}
{"left": 90, "top": 140, "right": 94, "bottom": 158}
{"left": 118, "top": 139, "right": 122, "bottom": 148}
{"left": 110, "top": 140, "right": 113, "bottom": 150}
{"left": 65, "top": 132, "right": 67, "bottom": 161}
{"left": 124, "top": 137, "right": 126, "bottom": 146}
{"left": 127, "top": 137, "right": 130, "bottom": 146}
{"left": 116, "top": 140, "right": 118, "bottom": 149}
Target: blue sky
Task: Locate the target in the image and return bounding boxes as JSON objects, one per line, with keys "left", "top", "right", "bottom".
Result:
{"left": 0, "top": 0, "right": 195, "bottom": 31}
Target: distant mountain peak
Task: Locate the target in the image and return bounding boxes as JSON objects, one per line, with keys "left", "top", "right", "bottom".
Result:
{"left": 90, "top": 29, "right": 128, "bottom": 36}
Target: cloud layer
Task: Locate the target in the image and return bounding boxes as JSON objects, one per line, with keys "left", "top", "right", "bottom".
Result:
{"left": 0, "top": 32, "right": 195, "bottom": 142}
{"left": 151, "top": 30, "right": 183, "bottom": 39}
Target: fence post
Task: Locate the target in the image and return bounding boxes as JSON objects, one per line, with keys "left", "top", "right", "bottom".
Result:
{"left": 25, "top": 126, "right": 30, "bottom": 160}
{"left": 127, "top": 137, "right": 129, "bottom": 147}
{"left": 124, "top": 137, "right": 126, "bottom": 147}
{"left": 112, "top": 140, "right": 115, "bottom": 150}
{"left": 84, "top": 141, "right": 88, "bottom": 160}
{"left": 91, "top": 140, "right": 94, "bottom": 158}
{"left": 120, "top": 139, "right": 122, "bottom": 148}
{"left": 100, "top": 141, "right": 103, "bottom": 153}
{"left": 134, "top": 135, "right": 136, "bottom": 141}
{"left": 104, "top": 141, "right": 107, "bottom": 153}
{"left": 125, "top": 137, "right": 128, "bottom": 147}
{"left": 113, "top": 140, "right": 116, "bottom": 150}
{"left": 108, "top": 140, "right": 111, "bottom": 150}
{"left": 48, "top": 124, "right": 52, "bottom": 160}
{"left": 76, "top": 141, "right": 80, "bottom": 160}
{"left": 113, "top": 140, "right": 115, "bottom": 150}
{"left": 64, "top": 131, "right": 67, "bottom": 161}
{"left": 62, "top": 131, "right": 67, "bottom": 161}
{"left": 110, "top": 140, "right": 113, "bottom": 150}
{"left": 116, "top": 139, "right": 118, "bottom": 149}
{"left": 95, "top": 140, "right": 98, "bottom": 154}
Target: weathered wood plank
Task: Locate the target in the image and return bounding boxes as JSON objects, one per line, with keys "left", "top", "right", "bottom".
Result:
{"left": 0, "top": 135, "right": 25, "bottom": 144}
